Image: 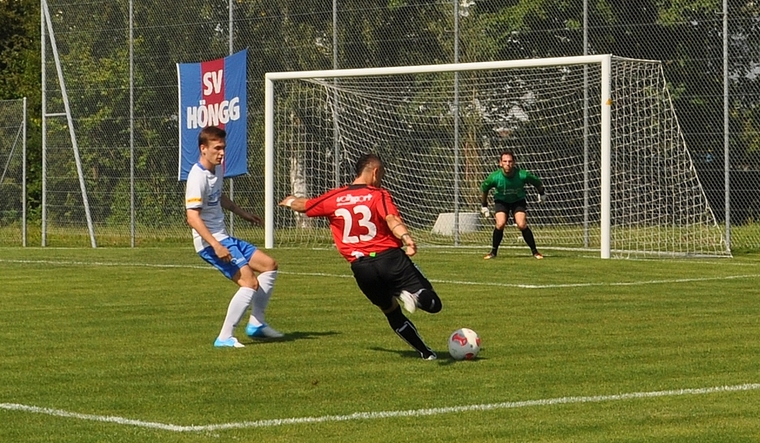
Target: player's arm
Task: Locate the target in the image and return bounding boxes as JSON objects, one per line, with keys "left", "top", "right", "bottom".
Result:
{"left": 479, "top": 176, "right": 494, "bottom": 216}
{"left": 186, "top": 208, "right": 231, "bottom": 261}
{"left": 530, "top": 176, "right": 545, "bottom": 194}
{"left": 526, "top": 173, "right": 546, "bottom": 201}
{"left": 479, "top": 191, "right": 491, "bottom": 217}
{"left": 279, "top": 195, "right": 308, "bottom": 213}
{"left": 480, "top": 191, "right": 490, "bottom": 207}
{"left": 221, "top": 195, "right": 262, "bottom": 226}
{"left": 386, "top": 213, "right": 416, "bottom": 257}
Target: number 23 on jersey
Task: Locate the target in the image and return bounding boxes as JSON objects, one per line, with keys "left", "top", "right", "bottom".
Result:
{"left": 334, "top": 204, "right": 377, "bottom": 244}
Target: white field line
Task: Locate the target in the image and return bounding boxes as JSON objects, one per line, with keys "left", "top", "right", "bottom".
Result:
{"left": 1, "top": 383, "right": 758, "bottom": 432}
{"left": 1, "top": 259, "right": 759, "bottom": 289}
{"left": 438, "top": 273, "right": 760, "bottom": 289}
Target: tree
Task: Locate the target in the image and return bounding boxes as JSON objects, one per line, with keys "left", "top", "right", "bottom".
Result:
{"left": 0, "top": 0, "right": 42, "bottom": 220}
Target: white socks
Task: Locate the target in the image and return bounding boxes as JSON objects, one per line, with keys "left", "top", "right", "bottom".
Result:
{"left": 248, "top": 270, "right": 278, "bottom": 327}
{"left": 218, "top": 287, "right": 255, "bottom": 339}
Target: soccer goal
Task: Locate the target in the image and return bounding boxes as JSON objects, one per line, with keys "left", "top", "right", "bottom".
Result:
{"left": 264, "top": 55, "right": 729, "bottom": 258}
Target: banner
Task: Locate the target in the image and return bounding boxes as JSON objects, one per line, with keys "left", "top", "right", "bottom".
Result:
{"left": 177, "top": 49, "right": 247, "bottom": 180}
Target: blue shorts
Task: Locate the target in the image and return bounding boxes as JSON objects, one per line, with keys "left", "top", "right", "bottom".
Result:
{"left": 198, "top": 237, "right": 257, "bottom": 280}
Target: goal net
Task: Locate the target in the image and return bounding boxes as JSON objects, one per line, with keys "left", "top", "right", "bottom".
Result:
{"left": 265, "top": 55, "right": 729, "bottom": 258}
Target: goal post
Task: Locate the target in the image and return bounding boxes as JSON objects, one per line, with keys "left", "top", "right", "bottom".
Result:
{"left": 264, "top": 55, "right": 729, "bottom": 258}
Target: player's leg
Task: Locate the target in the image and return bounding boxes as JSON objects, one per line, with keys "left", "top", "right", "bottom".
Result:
{"left": 241, "top": 243, "right": 283, "bottom": 338}
{"left": 351, "top": 258, "right": 436, "bottom": 360}
{"left": 514, "top": 207, "right": 542, "bottom": 259}
{"left": 199, "top": 239, "right": 255, "bottom": 347}
{"left": 485, "top": 201, "right": 508, "bottom": 259}
{"left": 391, "top": 252, "right": 442, "bottom": 314}
{"left": 384, "top": 305, "right": 436, "bottom": 360}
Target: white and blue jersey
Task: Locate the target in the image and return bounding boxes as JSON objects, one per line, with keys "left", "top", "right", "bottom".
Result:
{"left": 185, "top": 162, "right": 228, "bottom": 252}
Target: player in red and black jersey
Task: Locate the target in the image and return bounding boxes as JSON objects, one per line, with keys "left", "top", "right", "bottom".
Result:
{"left": 280, "top": 153, "right": 442, "bottom": 360}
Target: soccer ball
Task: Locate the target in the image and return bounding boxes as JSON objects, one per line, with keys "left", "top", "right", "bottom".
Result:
{"left": 448, "top": 328, "right": 481, "bottom": 360}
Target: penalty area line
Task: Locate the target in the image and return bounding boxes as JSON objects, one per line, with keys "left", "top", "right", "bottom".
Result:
{"left": 2, "top": 383, "right": 758, "bottom": 433}
{"left": 2, "top": 259, "right": 759, "bottom": 289}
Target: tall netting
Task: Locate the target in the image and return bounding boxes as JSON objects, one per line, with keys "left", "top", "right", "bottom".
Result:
{"left": 0, "top": 99, "right": 26, "bottom": 246}
{"left": 269, "top": 57, "right": 729, "bottom": 257}
{"left": 41, "top": 1, "right": 263, "bottom": 247}
{"left": 39, "top": 1, "right": 757, "bottom": 251}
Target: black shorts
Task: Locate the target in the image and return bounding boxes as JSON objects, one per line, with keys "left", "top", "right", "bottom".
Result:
{"left": 494, "top": 199, "right": 527, "bottom": 216}
{"left": 349, "top": 247, "right": 434, "bottom": 311}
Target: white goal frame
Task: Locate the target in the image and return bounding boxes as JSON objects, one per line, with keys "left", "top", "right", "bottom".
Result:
{"left": 265, "top": 55, "right": 615, "bottom": 255}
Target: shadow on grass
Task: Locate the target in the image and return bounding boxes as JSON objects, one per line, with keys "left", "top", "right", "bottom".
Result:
{"left": 368, "top": 346, "right": 482, "bottom": 365}
{"left": 246, "top": 330, "right": 339, "bottom": 345}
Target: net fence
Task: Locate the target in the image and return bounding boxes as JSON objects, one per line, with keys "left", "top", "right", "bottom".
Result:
{"left": 0, "top": 99, "right": 26, "bottom": 246}
{"left": 38, "top": 0, "right": 759, "bottom": 251}
{"left": 269, "top": 58, "right": 727, "bottom": 257}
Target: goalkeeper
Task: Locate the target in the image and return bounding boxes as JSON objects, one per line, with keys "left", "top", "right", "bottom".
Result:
{"left": 479, "top": 150, "right": 545, "bottom": 260}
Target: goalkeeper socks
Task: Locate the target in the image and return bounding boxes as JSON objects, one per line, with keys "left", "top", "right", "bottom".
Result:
{"left": 491, "top": 228, "right": 504, "bottom": 254}
{"left": 385, "top": 306, "right": 434, "bottom": 358}
{"left": 521, "top": 227, "right": 538, "bottom": 253}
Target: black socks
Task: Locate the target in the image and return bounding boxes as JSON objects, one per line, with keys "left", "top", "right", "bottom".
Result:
{"left": 385, "top": 306, "right": 434, "bottom": 358}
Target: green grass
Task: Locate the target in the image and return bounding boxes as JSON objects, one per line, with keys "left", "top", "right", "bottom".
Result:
{"left": 1, "top": 246, "right": 760, "bottom": 442}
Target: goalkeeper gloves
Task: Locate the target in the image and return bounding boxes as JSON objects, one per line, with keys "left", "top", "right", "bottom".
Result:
{"left": 537, "top": 192, "right": 546, "bottom": 203}
{"left": 480, "top": 205, "right": 491, "bottom": 218}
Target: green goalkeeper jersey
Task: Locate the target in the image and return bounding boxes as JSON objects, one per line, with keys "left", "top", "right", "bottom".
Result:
{"left": 480, "top": 168, "right": 543, "bottom": 203}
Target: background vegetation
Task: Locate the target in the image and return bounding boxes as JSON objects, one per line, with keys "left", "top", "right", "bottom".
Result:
{"left": 0, "top": 0, "right": 758, "bottom": 248}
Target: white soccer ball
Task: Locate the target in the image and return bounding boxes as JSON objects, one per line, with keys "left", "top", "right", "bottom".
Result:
{"left": 448, "top": 328, "right": 481, "bottom": 360}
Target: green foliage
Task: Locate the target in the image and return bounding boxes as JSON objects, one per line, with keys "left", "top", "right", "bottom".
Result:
{"left": 1, "top": 0, "right": 759, "bottom": 245}
{"left": 0, "top": 0, "right": 39, "bottom": 100}
{"left": 658, "top": 0, "right": 721, "bottom": 24}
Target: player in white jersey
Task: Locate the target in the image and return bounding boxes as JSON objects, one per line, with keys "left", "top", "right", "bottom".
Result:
{"left": 185, "top": 126, "right": 283, "bottom": 348}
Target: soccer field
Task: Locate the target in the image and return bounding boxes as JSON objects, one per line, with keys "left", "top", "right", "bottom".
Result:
{"left": 1, "top": 246, "right": 759, "bottom": 442}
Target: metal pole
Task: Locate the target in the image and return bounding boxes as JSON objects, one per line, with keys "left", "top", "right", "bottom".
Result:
{"left": 42, "top": 0, "right": 97, "bottom": 247}
{"left": 228, "top": 0, "right": 235, "bottom": 236}
{"left": 333, "top": 0, "right": 340, "bottom": 187}
{"left": 453, "top": 0, "right": 460, "bottom": 246}
{"left": 723, "top": 0, "right": 731, "bottom": 252}
{"left": 264, "top": 77, "right": 275, "bottom": 249}
{"left": 40, "top": 0, "right": 47, "bottom": 246}
{"left": 600, "top": 55, "right": 612, "bottom": 259}
{"left": 22, "top": 97, "right": 27, "bottom": 247}
{"left": 583, "top": 0, "right": 590, "bottom": 248}
{"left": 129, "top": 0, "right": 135, "bottom": 247}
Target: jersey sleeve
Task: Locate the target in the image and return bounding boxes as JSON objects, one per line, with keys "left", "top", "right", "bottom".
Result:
{"left": 523, "top": 169, "right": 543, "bottom": 189}
{"left": 304, "top": 197, "right": 327, "bottom": 218}
{"left": 376, "top": 188, "right": 400, "bottom": 219}
{"left": 304, "top": 187, "right": 345, "bottom": 218}
{"left": 185, "top": 169, "right": 205, "bottom": 209}
{"left": 480, "top": 172, "right": 495, "bottom": 192}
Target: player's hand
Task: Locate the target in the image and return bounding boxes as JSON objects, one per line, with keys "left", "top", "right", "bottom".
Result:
{"left": 405, "top": 242, "right": 417, "bottom": 257}
{"left": 213, "top": 243, "right": 232, "bottom": 262}
{"left": 279, "top": 196, "right": 296, "bottom": 208}
{"left": 401, "top": 233, "right": 417, "bottom": 257}
{"left": 480, "top": 206, "right": 491, "bottom": 218}
{"left": 244, "top": 213, "right": 263, "bottom": 226}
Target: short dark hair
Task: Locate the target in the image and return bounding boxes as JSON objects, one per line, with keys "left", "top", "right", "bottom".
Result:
{"left": 500, "top": 150, "right": 515, "bottom": 161}
{"left": 354, "top": 153, "right": 383, "bottom": 177}
{"left": 199, "top": 126, "right": 226, "bottom": 147}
